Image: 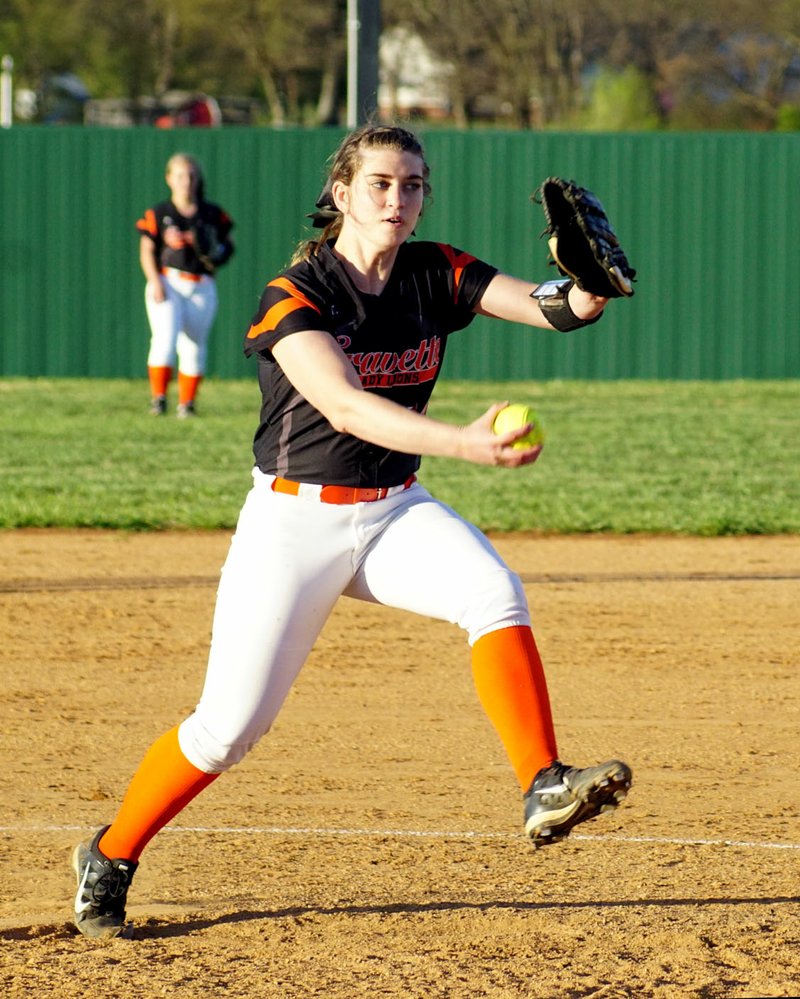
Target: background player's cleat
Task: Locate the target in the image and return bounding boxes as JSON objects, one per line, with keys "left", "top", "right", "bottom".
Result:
{"left": 523, "top": 759, "right": 632, "bottom": 848}
{"left": 72, "top": 826, "right": 138, "bottom": 939}
{"left": 176, "top": 401, "right": 196, "bottom": 419}
{"left": 150, "top": 395, "right": 167, "bottom": 416}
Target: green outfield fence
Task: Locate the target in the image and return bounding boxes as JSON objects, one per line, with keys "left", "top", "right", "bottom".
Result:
{"left": 1, "top": 127, "right": 798, "bottom": 380}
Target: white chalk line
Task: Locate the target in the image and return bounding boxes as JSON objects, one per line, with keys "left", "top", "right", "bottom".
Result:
{"left": 2, "top": 823, "right": 799, "bottom": 852}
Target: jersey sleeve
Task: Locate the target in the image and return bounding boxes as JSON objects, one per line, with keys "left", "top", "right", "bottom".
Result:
{"left": 244, "top": 276, "right": 327, "bottom": 358}
{"left": 205, "top": 203, "right": 234, "bottom": 244}
{"left": 433, "top": 243, "right": 498, "bottom": 328}
{"left": 135, "top": 207, "right": 160, "bottom": 243}
{"left": 199, "top": 203, "right": 235, "bottom": 268}
{"left": 215, "top": 206, "right": 234, "bottom": 240}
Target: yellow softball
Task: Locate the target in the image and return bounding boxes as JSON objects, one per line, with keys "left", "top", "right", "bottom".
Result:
{"left": 492, "top": 403, "right": 545, "bottom": 449}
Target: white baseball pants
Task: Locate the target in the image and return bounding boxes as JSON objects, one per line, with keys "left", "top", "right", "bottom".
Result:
{"left": 145, "top": 269, "right": 218, "bottom": 376}
{"left": 179, "top": 470, "right": 531, "bottom": 773}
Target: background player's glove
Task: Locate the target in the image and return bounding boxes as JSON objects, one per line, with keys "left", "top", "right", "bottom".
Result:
{"left": 191, "top": 221, "right": 232, "bottom": 272}
{"left": 535, "top": 177, "right": 636, "bottom": 298}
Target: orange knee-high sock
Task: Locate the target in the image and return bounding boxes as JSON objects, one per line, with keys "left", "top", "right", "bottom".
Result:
{"left": 148, "top": 365, "right": 173, "bottom": 398}
{"left": 471, "top": 625, "right": 558, "bottom": 792}
{"left": 178, "top": 373, "right": 202, "bottom": 405}
{"left": 98, "top": 726, "right": 218, "bottom": 862}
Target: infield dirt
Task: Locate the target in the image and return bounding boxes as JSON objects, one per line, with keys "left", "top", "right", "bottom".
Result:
{"left": 1, "top": 530, "right": 798, "bottom": 998}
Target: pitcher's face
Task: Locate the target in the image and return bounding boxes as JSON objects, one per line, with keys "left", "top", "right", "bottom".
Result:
{"left": 333, "top": 148, "right": 425, "bottom": 250}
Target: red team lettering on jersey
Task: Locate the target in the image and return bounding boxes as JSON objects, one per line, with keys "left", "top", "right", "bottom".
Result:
{"left": 243, "top": 241, "right": 497, "bottom": 487}
{"left": 337, "top": 334, "right": 441, "bottom": 388}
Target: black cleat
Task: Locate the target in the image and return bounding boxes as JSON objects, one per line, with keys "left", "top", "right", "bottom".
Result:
{"left": 72, "top": 826, "right": 138, "bottom": 939}
{"left": 524, "top": 759, "right": 632, "bottom": 848}
{"left": 150, "top": 395, "right": 167, "bottom": 416}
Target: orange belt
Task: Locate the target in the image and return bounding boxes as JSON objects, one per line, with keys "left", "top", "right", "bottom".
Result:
{"left": 271, "top": 474, "right": 416, "bottom": 505}
{"left": 161, "top": 267, "right": 207, "bottom": 283}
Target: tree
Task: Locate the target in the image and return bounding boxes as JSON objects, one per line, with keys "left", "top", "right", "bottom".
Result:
{"left": 583, "top": 66, "right": 660, "bottom": 130}
{"left": 469, "top": 0, "right": 592, "bottom": 127}
{"left": 2, "top": 0, "right": 800, "bottom": 129}
{"left": 592, "top": 0, "right": 800, "bottom": 129}
{"left": 82, "top": 0, "right": 179, "bottom": 100}
{"left": 179, "top": 0, "right": 347, "bottom": 125}
{"left": 0, "top": 0, "right": 92, "bottom": 91}
{"left": 387, "top": 0, "right": 494, "bottom": 126}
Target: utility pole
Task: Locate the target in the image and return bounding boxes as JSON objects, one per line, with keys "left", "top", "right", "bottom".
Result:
{"left": 1, "top": 55, "right": 13, "bottom": 128}
{"left": 346, "top": 0, "right": 380, "bottom": 127}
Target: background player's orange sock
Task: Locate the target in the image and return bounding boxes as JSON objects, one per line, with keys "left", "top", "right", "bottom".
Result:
{"left": 178, "top": 373, "right": 202, "bottom": 405}
{"left": 98, "top": 726, "right": 218, "bottom": 862}
{"left": 148, "top": 365, "right": 173, "bottom": 399}
{"left": 471, "top": 625, "right": 558, "bottom": 792}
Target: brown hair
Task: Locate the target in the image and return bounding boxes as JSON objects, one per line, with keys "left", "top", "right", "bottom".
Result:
{"left": 293, "top": 124, "right": 432, "bottom": 263}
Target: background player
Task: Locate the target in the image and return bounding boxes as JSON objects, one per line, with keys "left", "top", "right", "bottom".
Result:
{"left": 136, "top": 152, "right": 235, "bottom": 417}
{"left": 73, "top": 124, "right": 632, "bottom": 938}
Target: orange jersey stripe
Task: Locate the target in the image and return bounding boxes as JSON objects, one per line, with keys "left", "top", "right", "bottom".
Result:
{"left": 136, "top": 208, "right": 159, "bottom": 237}
{"left": 246, "top": 277, "right": 321, "bottom": 340}
{"left": 436, "top": 243, "right": 477, "bottom": 302}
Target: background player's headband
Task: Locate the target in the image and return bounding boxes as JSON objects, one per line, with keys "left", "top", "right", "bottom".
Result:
{"left": 307, "top": 178, "right": 340, "bottom": 228}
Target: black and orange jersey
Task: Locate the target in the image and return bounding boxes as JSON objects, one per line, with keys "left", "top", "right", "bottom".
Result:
{"left": 243, "top": 240, "right": 498, "bottom": 487}
{"left": 135, "top": 200, "right": 234, "bottom": 276}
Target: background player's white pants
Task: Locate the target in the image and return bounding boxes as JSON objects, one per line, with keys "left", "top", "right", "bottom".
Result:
{"left": 179, "top": 471, "right": 532, "bottom": 773}
{"left": 145, "top": 269, "right": 218, "bottom": 376}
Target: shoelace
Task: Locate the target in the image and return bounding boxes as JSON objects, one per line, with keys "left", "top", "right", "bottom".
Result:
{"left": 90, "top": 866, "right": 131, "bottom": 906}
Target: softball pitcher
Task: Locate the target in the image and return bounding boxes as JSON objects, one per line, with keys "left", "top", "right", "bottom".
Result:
{"left": 74, "top": 125, "right": 633, "bottom": 939}
{"left": 136, "top": 152, "right": 235, "bottom": 418}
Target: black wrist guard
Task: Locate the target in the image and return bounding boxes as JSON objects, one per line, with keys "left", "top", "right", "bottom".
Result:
{"left": 530, "top": 278, "right": 601, "bottom": 333}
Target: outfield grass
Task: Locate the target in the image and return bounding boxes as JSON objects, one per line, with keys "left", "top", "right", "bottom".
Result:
{"left": 1, "top": 378, "right": 797, "bottom": 534}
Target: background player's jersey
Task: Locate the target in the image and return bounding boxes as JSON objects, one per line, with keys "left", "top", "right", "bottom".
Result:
{"left": 244, "top": 240, "right": 498, "bottom": 487}
{"left": 136, "top": 200, "right": 234, "bottom": 276}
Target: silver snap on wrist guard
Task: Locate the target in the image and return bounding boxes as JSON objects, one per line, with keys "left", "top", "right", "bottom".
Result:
{"left": 530, "top": 278, "right": 601, "bottom": 333}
